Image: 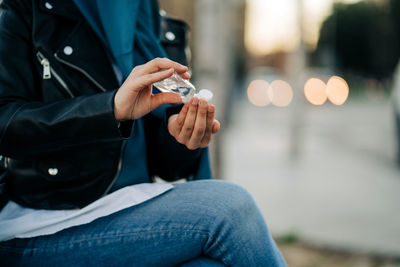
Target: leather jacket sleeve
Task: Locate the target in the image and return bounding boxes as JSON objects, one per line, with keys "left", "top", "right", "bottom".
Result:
{"left": 0, "top": 0, "right": 124, "bottom": 159}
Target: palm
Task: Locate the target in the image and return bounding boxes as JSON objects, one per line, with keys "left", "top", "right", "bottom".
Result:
{"left": 127, "top": 85, "right": 153, "bottom": 120}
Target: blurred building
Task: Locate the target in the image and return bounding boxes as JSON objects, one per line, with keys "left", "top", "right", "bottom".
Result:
{"left": 159, "top": 0, "right": 246, "bottom": 75}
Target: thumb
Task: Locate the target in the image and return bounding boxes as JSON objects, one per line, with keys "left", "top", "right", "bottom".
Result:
{"left": 151, "top": 92, "right": 182, "bottom": 110}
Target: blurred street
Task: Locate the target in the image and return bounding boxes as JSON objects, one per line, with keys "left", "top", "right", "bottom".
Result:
{"left": 222, "top": 96, "right": 400, "bottom": 257}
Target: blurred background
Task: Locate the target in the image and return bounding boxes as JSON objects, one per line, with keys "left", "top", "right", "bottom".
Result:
{"left": 161, "top": 0, "right": 400, "bottom": 266}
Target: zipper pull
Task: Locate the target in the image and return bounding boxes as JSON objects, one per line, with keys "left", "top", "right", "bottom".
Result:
{"left": 40, "top": 59, "right": 51, "bottom": 79}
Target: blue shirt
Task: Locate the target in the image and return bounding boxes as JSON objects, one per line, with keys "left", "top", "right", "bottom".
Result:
{"left": 73, "top": 0, "right": 167, "bottom": 189}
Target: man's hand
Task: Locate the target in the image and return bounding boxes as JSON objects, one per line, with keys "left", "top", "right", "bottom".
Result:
{"left": 114, "top": 58, "right": 189, "bottom": 121}
{"left": 168, "top": 98, "right": 220, "bottom": 150}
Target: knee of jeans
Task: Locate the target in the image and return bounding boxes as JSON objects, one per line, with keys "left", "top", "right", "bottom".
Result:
{"left": 209, "top": 181, "right": 260, "bottom": 225}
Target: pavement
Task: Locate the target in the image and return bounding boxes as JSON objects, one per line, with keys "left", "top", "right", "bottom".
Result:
{"left": 221, "top": 95, "right": 400, "bottom": 257}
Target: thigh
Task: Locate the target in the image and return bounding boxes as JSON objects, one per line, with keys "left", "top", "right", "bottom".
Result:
{"left": 0, "top": 180, "right": 243, "bottom": 267}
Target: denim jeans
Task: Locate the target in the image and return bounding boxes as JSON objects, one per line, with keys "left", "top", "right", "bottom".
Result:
{"left": 0, "top": 180, "right": 287, "bottom": 266}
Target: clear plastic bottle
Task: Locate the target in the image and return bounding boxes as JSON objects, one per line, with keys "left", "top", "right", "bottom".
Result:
{"left": 153, "top": 72, "right": 196, "bottom": 102}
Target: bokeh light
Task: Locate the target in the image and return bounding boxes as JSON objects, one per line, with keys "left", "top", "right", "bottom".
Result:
{"left": 245, "top": 0, "right": 298, "bottom": 55}
{"left": 326, "top": 76, "right": 349, "bottom": 105}
{"left": 268, "top": 80, "right": 293, "bottom": 107}
{"left": 304, "top": 78, "right": 327, "bottom": 105}
{"left": 247, "top": 80, "right": 270, "bottom": 106}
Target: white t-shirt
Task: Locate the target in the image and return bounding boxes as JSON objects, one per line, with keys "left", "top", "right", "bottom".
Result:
{"left": 0, "top": 183, "right": 173, "bottom": 242}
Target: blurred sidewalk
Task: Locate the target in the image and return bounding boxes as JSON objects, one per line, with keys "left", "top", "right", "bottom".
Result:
{"left": 222, "top": 97, "right": 400, "bottom": 257}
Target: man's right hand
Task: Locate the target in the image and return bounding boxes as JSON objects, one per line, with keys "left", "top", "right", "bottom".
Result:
{"left": 114, "top": 58, "right": 190, "bottom": 121}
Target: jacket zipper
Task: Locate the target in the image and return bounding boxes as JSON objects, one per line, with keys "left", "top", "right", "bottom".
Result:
{"left": 54, "top": 50, "right": 121, "bottom": 194}
{"left": 36, "top": 51, "right": 74, "bottom": 98}
{"left": 102, "top": 141, "right": 127, "bottom": 195}
{"left": 1, "top": 156, "right": 10, "bottom": 168}
{"left": 38, "top": 53, "right": 121, "bottom": 195}
{"left": 54, "top": 53, "right": 107, "bottom": 92}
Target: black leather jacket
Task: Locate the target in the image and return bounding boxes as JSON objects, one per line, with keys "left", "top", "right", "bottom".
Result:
{"left": 0, "top": 0, "right": 202, "bottom": 210}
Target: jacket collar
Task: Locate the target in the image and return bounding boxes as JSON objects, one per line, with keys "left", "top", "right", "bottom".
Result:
{"left": 36, "top": 0, "right": 119, "bottom": 91}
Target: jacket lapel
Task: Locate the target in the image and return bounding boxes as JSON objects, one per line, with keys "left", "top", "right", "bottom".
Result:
{"left": 38, "top": 0, "right": 119, "bottom": 91}
{"left": 38, "top": 0, "right": 81, "bottom": 21}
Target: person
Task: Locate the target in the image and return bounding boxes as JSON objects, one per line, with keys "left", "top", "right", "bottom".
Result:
{"left": 0, "top": 0, "right": 287, "bottom": 266}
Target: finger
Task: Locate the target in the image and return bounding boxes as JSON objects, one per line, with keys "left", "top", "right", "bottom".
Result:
{"left": 150, "top": 92, "right": 182, "bottom": 111}
{"left": 200, "top": 104, "right": 215, "bottom": 147}
{"left": 167, "top": 114, "right": 179, "bottom": 137}
{"left": 137, "top": 57, "right": 188, "bottom": 76}
{"left": 167, "top": 102, "right": 189, "bottom": 138}
{"left": 179, "top": 71, "right": 191, "bottom": 80}
{"left": 200, "top": 120, "right": 220, "bottom": 148}
{"left": 133, "top": 68, "right": 174, "bottom": 89}
{"left": 175, "top": 101, "right": 190, "bottom": 130}
{"left": 187, "top": 99, "right": 208, "bottom": 149}
{"left": 177, "top": 98, "right": 198, "bottom": 145}
{"left": 212, "top": 119, "right": 220, "bottom": 133}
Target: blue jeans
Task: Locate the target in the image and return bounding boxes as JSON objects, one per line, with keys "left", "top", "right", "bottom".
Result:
{"left": 0, "top": 180, "right": 286, "bottom": 266}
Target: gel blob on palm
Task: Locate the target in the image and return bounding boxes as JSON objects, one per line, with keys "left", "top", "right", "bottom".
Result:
{"left": 153, "top": 72, "right": 213, "bottom": 102}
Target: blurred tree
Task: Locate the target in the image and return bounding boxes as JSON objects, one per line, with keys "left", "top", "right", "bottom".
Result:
{"left": 316, "top": 1, "right": 399, "bottom": 79}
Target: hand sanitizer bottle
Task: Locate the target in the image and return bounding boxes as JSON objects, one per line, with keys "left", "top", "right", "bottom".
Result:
{"left": 153, "top": 72, "right": 213, "bottom": 102}
{"left": 153, "top": 72, "right": 196, "bottom": 102}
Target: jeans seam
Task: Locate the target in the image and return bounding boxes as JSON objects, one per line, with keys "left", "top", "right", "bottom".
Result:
{"left": 0, "top": 228, "right": 232, "bottom": 266}
{"left": 0, "top": 228, "right": 211, "bottom": 252}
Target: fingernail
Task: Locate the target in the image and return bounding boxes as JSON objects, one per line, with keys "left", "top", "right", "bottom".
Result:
{"left": 200, "top": 100, "right": 207, "bottom": 108}
{"left": 192, "top": 98, "right": 198, "bottom": 105}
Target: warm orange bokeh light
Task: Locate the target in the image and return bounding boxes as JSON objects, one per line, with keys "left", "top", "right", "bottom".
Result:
{"left": 304, "top": 78, "right": 327, "bottom": 105}
{"left": 326, "top": 76, "right": 349, "bottom": 105}
{"left": 247, "top": 80, "right": 270, "bottom": 107}
{"left": 268, "top": 80, "right": 293, "bottom": 107}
